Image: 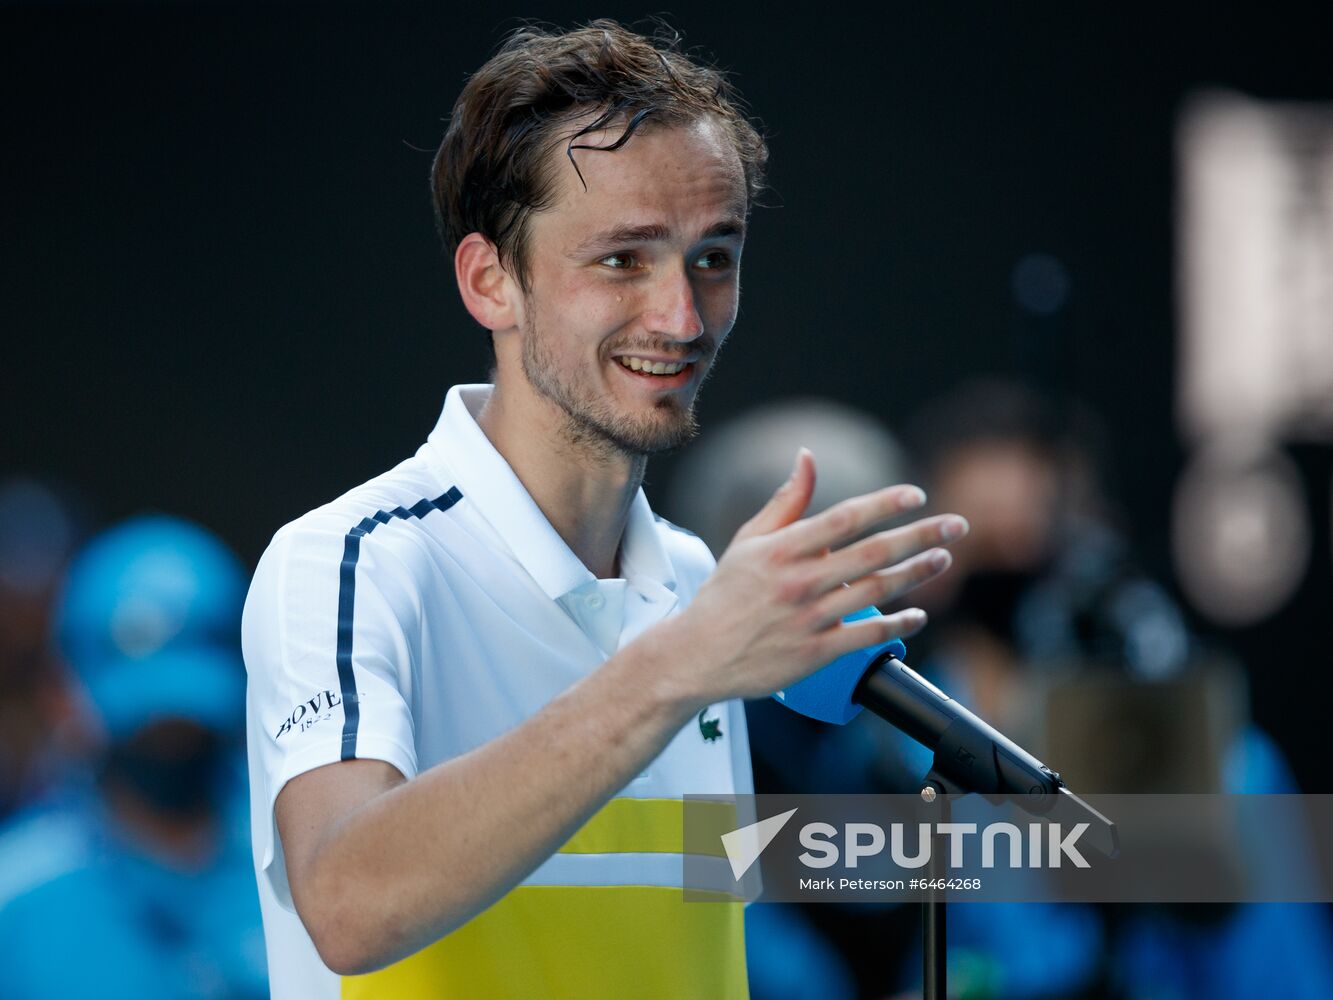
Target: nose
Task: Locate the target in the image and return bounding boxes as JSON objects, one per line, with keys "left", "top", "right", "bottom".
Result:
{"left": 644, "top": 264, "right": 705, "bottom": 342}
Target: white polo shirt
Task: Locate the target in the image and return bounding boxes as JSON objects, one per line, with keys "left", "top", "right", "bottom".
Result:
{"left": 243, "top": 384, "right": 752, "bottom": 1000}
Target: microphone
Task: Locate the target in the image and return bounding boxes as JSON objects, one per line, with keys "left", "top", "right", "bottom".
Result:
{"left": 773, "top": 607, "right": 1117, "bottom": 857}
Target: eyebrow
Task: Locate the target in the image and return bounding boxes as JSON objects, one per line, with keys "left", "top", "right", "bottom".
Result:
{"left": 567, "top": 217, "right": 747, "bottom": 259}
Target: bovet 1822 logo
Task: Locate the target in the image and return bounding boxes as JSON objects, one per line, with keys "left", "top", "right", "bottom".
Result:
{"left": 275, "top": 689, "right": 343, "bottom": 740}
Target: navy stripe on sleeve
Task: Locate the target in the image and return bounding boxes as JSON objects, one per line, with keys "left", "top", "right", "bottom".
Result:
{"left": 336, "top": 486, "right": 462, "bottom": 759}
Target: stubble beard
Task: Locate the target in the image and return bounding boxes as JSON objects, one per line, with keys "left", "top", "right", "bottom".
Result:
{"left": 519, "top": 305, "right": 703, "bottom": 459}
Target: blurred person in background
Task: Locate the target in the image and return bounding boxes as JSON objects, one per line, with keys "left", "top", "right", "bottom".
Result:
{"left": 901, "top": 378, "right": 1333, "bottom": 1000}
{"left": 0, "top": 515, "right": 267, "bottom": 1000}
{"left": 0, "top": 478, "right": 86, "bottom": 824}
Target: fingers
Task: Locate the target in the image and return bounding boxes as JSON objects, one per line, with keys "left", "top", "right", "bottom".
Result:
{"left": 809, "top": 548, "right": 953, "bottom": 628}
{"left": 781, "top": 483, "right": 928, "bottom": 556}
{"left": 811, "top": 607, "right": 929, "bottom": 664}
{"left": 807, "top": 514, "right": 968, "bottom": 594}
{"left": 733, "top": 447, "right": 816, "bottom": 542}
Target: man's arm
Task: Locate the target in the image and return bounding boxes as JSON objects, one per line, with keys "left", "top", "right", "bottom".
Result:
{"left": 277, "top": 451, "right": 967, "bottom": 974}
{"left": 280, "top": 632, "right": 716, "bottom": 974}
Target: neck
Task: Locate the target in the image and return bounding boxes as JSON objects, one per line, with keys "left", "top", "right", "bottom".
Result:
{"left": 477, "top": 380, "right": 645, "bottom": 580}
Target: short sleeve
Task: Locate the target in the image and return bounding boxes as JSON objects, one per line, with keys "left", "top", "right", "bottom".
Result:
{"left": 242, "top": 524, "right": 420, "bottom": 908}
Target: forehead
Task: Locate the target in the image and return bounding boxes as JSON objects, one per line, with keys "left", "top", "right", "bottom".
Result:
{"left": 534, "top": 116, "right": 748, "bottom": 243}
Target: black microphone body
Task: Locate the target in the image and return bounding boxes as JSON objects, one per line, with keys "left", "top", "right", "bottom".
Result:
{"left": 853, "top": 651, "right": 1118, "bottom": 857}
{"left": 856, "top": 653, "right": 1063, "bottom": 804}
{"left": 771, "top": 610, "right": 1117, "bottom": 856}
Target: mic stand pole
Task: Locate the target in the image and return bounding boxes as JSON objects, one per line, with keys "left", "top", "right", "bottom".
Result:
{"left": 921, "top": 781, "right": 948, "bottom": 1000}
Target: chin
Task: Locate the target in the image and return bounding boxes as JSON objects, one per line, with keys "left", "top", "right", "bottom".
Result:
{"left": 586, "top": 406, "right": 699, "bottom": 456}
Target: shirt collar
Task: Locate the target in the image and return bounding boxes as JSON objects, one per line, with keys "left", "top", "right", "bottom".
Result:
{"left": 424, "top": 384, "right": 677, "bottom": 600}
{"left": 619, "top": 489, "right": 677, "bottom": 596}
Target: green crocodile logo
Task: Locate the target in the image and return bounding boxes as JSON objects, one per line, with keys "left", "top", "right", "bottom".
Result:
{"left": 698, "top": 707, "right": 724, "bottom": 743}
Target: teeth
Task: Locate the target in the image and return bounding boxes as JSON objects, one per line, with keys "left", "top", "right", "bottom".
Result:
{"left": 618, "top": 357, "right": 686, "bottom": 375}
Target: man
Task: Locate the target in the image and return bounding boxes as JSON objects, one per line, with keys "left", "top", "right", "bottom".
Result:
{"left": 243, "top": 20, "right": 967, "bottom": 999}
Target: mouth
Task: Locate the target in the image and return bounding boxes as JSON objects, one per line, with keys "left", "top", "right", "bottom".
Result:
{"left": 610, "top": 353, "right": 697, "bottom": 390}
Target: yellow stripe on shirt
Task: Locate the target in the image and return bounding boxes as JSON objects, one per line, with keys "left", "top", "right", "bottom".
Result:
{"left": 558, "top": 796, "right": 734, "bottom": 858}
{"left": 341, "top": 797, "right": 749, "bottom": 999}
{"left": 341, "top": 886, "right": 747, "bottom": 1000}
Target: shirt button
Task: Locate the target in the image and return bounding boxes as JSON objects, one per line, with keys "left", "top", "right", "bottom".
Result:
{"left": 586, "top": 593, "right": 605, "bottom": 610}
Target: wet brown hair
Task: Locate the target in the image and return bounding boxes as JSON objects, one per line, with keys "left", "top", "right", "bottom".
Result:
{"left": 431, "top": 19, "right": 768, "bottom": 292}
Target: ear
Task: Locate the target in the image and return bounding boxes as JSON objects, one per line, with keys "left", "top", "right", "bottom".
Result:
{"left": 455, "top": 233, "right": 518, "bottom": 331}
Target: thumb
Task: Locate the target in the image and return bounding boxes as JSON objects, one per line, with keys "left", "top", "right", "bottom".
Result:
{"left": 734, "top": 447, "right": 816, "bottom": 541}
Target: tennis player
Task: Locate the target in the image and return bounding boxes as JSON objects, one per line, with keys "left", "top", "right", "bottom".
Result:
{"left": 243, "top": 20, "right": 967, "bottom": 999}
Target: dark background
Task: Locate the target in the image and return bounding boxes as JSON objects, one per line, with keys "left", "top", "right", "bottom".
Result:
{"left": 4, "top": 5, "right": 1330, "bottom": 786}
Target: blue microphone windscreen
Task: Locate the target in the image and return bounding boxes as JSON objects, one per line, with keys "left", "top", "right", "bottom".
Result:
{"left": 771, "top": 606, "right": 907, "bottom": 725}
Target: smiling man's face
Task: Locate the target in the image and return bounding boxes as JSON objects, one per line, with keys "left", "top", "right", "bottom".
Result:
{"left": 507, "top": 115, "right": 748, "bottom": 456}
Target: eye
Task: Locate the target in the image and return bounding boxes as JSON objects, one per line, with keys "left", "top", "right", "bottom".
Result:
{"left": 599, "top": 252, "right": 637, "bottom": 270}
{"left": 695, "top": 251, "right": 732, "bottom": 271}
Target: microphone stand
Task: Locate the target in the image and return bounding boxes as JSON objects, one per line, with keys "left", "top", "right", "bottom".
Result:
{"left": 920, "top": 781, "right": 949, "bottom": 1000}
{"left": 856, "top": 656, "right": 1118, "bottom": 1000}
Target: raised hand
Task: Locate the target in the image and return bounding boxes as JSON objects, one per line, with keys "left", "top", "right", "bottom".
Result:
{"left": 669, "top": 448, "right": 968, "bottom": 703}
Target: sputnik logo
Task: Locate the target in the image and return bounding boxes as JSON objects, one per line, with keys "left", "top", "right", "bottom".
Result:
{"left": 720, "top": 808, "right": 799, "bottom": 881}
